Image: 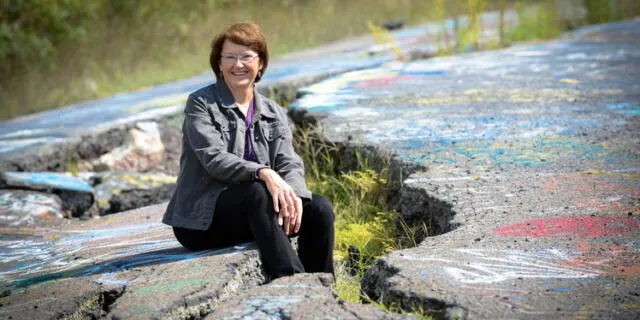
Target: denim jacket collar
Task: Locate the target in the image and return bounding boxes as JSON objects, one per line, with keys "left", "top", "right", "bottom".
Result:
{"left": 214, "top": 80, "right": 277, "bottom": 121}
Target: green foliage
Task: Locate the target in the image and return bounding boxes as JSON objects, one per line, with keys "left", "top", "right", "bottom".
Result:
{"left": 333, "top": 262, "right": 364, "bottom": 303}
{"left": 0, "top": 0, "right": 437, "bottom": 121}
{"left": 584, "top": 0, "right": 615, "bottom": 24}
{"left": 505, "top": 0, "right": 562, "bottom": 43}
{"left": 362, "top": 295, "right": 437, "bottom": 320}
{"left": 0, "top": 0, "right": 98, "bottom": 73}
{"left": 292, "top": 127, "right": 338, "bottom": 182}
{"left": 3, "top": 0, "right": 640, "bottom": 120}
{"left": 307, "top": 163, "right": 397, "bottom": 262}
{"left": 293, "top": 125, "right": 427, "bottom": 309}
{"left": 396, "top": 217, "right": 429, "bottom": 248}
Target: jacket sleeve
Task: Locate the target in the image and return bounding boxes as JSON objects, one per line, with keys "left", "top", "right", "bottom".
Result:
{"left": 272, "top": 106, "right": 313, "bottom": 200}
{"left": 183, "top": 93, "right": 264, "bottom": 183}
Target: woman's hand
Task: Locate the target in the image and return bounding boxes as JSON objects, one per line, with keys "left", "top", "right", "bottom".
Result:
{"left": 258, "top": 168, "right": 303, "bottom": 235}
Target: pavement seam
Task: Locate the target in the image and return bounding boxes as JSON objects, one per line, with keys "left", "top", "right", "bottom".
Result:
{"left": 163, "top": 253, "right": 264, "bottom": 320}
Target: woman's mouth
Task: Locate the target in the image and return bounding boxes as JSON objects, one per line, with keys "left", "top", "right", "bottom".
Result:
{"left": 231, "top": 70, "right": 249, "bottom": 77}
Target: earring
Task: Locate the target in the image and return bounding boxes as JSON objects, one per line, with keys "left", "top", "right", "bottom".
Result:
{"left": 257, "top": 71, "right": 262, "bottom": 79}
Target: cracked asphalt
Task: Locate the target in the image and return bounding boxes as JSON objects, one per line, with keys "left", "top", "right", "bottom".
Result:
{"left": 293, "top": 20, "right": 640, "bottom": 319}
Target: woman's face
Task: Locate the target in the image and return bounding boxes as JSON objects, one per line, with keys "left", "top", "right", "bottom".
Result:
{"left": 219, "top": 40, "right": 263, "bottom": 91}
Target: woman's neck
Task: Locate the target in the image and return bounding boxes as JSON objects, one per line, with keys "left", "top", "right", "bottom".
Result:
{"left": 229, "top": 86, "right": 254, "bottom": 106}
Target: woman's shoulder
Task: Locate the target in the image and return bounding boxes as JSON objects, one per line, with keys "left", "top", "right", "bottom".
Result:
{"left": 189, "top": 83, "right": 217, "bottom": 101}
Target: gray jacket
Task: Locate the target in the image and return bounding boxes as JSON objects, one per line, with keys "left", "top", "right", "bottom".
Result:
{"left": 163, "top": 80, "right": 312, "bottom": 230}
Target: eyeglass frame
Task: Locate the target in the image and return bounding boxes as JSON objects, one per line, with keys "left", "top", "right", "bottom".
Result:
{"left": 220, "top": 53, "right": 259, "bottom": 65}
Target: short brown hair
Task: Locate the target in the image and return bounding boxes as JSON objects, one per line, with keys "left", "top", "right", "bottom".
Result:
{"left": 210, "top": 22, "right": 269, "bottom": 83}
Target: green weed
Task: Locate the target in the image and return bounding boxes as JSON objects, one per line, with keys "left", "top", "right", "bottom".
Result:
{"left": 292, "top": 125, "right": 433, "bottom": 314}
{"left": 362, "top": 294, "right": 437, "bottom": 320}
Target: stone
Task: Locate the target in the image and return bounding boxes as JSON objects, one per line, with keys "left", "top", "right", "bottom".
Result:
{"left": 0, "top": 190, "right": 65, "bottom": 227}
{"left": 0, "top": 172, "right": 92, "bottom": 193}
{"left": 91, "top": 171, "right": 176, "bottom": 215}
{"left": 205, "top": 273, "right": 416, "bottom": 319}
{"left": 0, "top": 172, "right": 94, "bottom": 219}
{"left": 87, "top": 121, "right": 165, "bottom": 172}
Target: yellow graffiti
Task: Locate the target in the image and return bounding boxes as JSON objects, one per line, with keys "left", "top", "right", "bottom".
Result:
{"left": 367, "top": 20, "right": 405, "bottom": 61}
{"left": 560, "top": 78, "right": 580, "bottom": 84}
{"left": 109, "top": 172, "right": 177, "bottom": 188}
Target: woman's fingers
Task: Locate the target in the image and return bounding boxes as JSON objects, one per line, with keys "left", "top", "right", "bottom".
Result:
{"left": 279, "top": 192, "right": 291, "bottom": 234}
{"left": 293, "top": 197, "right": 303, "bottom": 234}
{"left": 285, "top": 191, "right": 298, "bottom": 234}
{"left": 284, "top": 192, "right": 300, "bottom": 235}
{"left": 273, "top": 190, "right": 280, "bottom": 213}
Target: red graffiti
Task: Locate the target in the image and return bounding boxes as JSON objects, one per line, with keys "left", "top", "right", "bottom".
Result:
{"left": 494, "top": 216, "right": 639, "bottom": 238}
{"left": 564, "top": 242, "right": 640, "bottom": 276}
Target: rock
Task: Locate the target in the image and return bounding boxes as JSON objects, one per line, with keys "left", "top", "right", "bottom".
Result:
{"left": 0, "top": 172, "right": 94, "bottom": 218}
{"left": 0, "top": 190, "right": 65, "bottom": 227}
{"left": 92, "top": 172, "right": 176, "bottom": 215}
{"left": 0, "top": 172, "right": 92, "bottom": 193}
{"left": 205, "top": 273, "right": 416, "bottom": 319}
{"left": 86, "top": 121, "right": 165, "bottom": 172}
{"left": 0, "top": 275, "right": 110, "bottom": 320}
{"left": 106, "top": 248, "right": 264, "bottom": 320}
{"left": 382, "top": 20, "right": 405, "bottom": 31}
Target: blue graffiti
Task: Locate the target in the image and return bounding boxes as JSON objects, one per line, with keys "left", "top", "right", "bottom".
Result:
{"left": 607, "top": 102, "right": 640, "bottom": 116}
{"left": 1, "top": 172, "right": 92, "bottom": 193}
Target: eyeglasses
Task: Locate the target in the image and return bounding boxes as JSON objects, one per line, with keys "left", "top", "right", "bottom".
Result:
{"left": 221, "top": 53, "right": 258, "bottom": 64}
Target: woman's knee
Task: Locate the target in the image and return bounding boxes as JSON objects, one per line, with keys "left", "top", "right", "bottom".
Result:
{"left": 243, "top": 181, "right": 271, "bottom": 205}
{"left": 240, "top": 181, "right": 277, "bottom": 221}
{"left": 306, "top": 194, "right": 334, "bottom": 225}
{"left": 173, "top": 227, "right": 207, "bottom": 251}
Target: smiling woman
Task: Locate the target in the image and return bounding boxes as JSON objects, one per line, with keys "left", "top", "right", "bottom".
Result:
{"left": 162, "top": 22, "right": 335, "bottom": 281}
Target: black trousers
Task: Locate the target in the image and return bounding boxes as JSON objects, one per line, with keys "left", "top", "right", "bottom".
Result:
{"left": 173, "top": 181, "right": 335, "bottom": 280}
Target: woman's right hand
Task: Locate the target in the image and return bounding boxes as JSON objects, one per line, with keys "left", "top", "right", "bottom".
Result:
{"left": 258, "top": 168, "right": 302, "bottom": 235}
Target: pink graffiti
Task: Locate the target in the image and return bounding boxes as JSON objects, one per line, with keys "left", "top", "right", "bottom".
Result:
{"left": 494, "top": 216, "right": 639, "bottom": 238}
{"left": 355, "top": 75, "right": 414, "bottom": 88}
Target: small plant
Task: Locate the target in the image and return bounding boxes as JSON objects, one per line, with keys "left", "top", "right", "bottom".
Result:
{"left": 292, "top": 125, "right": 434, "bottom": 315}
{"left": 362, "top": 294, "right": 437, "bottom": 320}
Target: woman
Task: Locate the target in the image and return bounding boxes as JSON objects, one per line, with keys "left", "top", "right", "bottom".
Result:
{"left": 163, "top": 22, "right": 335, "bottom": 280}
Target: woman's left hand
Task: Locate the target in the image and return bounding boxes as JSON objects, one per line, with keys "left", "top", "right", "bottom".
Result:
{"left": 259, "top": 168, "right": 303, "bottom": 235}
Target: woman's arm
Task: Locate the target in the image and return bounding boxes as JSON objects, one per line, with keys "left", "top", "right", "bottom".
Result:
{"left": 271, "top": 106, "right": 312, "bottom": 200}
{"left": 259, "top": 105, "right": 312, "bottom": 234}
{"left": 184, "top": 93, "right": 264, "bottom": 183}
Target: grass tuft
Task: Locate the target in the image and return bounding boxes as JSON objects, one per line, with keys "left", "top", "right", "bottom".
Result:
{"left": 292, "top": 124, "right": 427, "bottom": 314}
